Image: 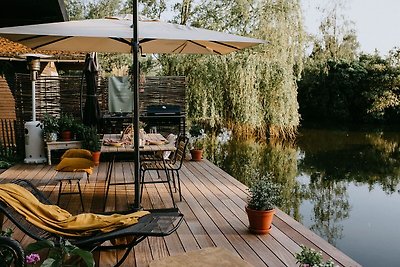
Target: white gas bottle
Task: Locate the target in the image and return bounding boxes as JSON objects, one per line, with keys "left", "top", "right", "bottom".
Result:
{"left": 24, "top": 121, "right": 47, "bottom": 164}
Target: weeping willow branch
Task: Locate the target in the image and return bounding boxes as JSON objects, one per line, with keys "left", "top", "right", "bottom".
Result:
{"left": 161, "top": 0, "right": 304, "bottom": 140}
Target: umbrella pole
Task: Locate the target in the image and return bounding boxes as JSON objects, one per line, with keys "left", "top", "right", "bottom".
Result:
{"left": 132, "top": 0, "right": 141, "bottom": 210}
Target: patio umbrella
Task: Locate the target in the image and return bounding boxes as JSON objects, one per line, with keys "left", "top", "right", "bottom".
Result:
{"left": 0, "top": 12, "right": 265, "bottom": 210}
{"left": 0, "top": 16, "right": 264, "bottom": 54}
{"left": 81, "top": 52, "right": 101, "bottom": 127}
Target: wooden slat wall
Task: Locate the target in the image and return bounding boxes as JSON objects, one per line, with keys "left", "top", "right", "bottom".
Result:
{"left": 0, "top": 76, "right": 17, "bottom": 147}
{"left": 11, "top": 74, "right": 186, "bottom": 156}
{"left": 14, "top": 74, "right": 187, "bottom": 122}
{"left": 0, "top": 119, "right": 16, "bottom": 157}
{"left": 0, "top": 76, "right": 16, "bottom": 120}
{"left": 138, "top": 76, "right": 187, "bottom": 113}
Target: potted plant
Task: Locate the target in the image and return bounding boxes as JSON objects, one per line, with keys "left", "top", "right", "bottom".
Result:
{"left": 42, "top": 113, "right": 59, "bottom": 142}
{"left": 58, "top": 113, "right": 75, "bottom": 141}
{"left": 246, "top": 173, "right": 282, "bottom": 235}
{"left": 81, "top": 126, "right": 101, "bottom": 165}
{"left": 26, "top": 238, "right": 94, "bottom": 267}
{"left": 71, "top": 120, "right": 86, "bottom": 141}
{"left": 188, "top": 124, "right": 206, "bottom": 161}
{"left": 295, "top": 245, "right": 336, "bottom": 267}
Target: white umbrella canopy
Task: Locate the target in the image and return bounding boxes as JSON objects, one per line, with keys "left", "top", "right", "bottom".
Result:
{"left": 0, "top": 16, "right": 266, "bottom": 54}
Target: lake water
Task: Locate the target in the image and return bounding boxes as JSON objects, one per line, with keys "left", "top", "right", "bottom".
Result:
{"left": 205, "top": 127, "right": 400, "bottom": 267}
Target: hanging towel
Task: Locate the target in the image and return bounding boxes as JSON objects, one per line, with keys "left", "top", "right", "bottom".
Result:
{"left": 108, "top": 76, "right": 133, "bottom": 113}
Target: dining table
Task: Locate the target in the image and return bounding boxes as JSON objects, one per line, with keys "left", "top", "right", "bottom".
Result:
{"left": 101, "top": 133, "right": 177, "bottom": 210}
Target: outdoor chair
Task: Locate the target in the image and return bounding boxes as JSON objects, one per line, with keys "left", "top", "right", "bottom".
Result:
{"left": 54, "top": 149, "right": 94, "bottom": 211}
{"left": 140, "top": 135, "right": 189, "bottom": 203}
{"left": 140, "top": 133, "right": 177, "bottom": 162}
{"left": 0, "top": 179, "right": 184, "bottom": 267}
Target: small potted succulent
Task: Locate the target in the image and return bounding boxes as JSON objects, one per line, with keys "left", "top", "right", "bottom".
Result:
{"left": 42, "top": 113, "right": 59, "bottom": 142}
{"left": 246, "top": 173, "right": 282, "bottom": 235}
{"left": 295, "top": 245, "right": 337, "bottom": 267}
{"left": 188, "top": 124, "right": 206, "bottom": 161}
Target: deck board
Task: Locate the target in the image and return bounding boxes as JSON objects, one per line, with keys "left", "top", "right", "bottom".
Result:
{"left": 0, "top": 160, "right": 361, "bottom": 267}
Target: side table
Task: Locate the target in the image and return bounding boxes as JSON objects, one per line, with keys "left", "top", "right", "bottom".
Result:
{"left": 46, "top": 141, "right": 82, "bottom": 165}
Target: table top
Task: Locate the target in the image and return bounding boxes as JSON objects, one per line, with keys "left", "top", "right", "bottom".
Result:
{"left": 46, "top": 140, "right": 82, "bottom": 145}
{"left": 101, "top": 133, "right": 176, "bottom": 153}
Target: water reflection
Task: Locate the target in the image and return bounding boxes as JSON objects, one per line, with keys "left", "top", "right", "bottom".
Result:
{"left": 206, "top": 127, "right": 400, "bottom": 266}
{"left": 298, "top": 130, "right": 400, "bottom": 194}
{"left": 205, "top": 134, "right": 301, "bottom": 220}
{"left": 304, "top": 173, "right": 350, "bottom": 246}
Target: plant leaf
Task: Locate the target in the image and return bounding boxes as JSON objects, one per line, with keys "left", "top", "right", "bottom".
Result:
{"left": 41, "top": 258, "right": 57, "bottom": 267}
{"left": 26, "top": 240, "right": 55, "bottom": 252}
{"left": 69, "top": 248, "right": 95, "bottom": 267}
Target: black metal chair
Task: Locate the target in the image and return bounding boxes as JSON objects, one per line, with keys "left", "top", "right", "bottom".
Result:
{"left": 140, "top": 135, "right": 189, "bottom": 204}
{"left": 0, "top": 179, "right": 183, "bottom": 267}
{"left": 164, "top": 135, "right": 189, "bottom": 201}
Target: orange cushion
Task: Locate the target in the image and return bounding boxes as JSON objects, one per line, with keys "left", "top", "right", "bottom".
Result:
{"left": 55, "top": 158, "right": 94, "bottom": 175}
{"left": 61, "top": 149, "right": 93, "bottom": 160}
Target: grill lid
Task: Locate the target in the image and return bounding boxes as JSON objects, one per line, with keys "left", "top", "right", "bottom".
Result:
{"left": 146, "top": 105, "right": 181, "bottom": 115}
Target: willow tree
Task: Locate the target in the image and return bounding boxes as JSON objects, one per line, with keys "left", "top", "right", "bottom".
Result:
{"left": 160, "top": 0, "right": 304, "bottom": 140}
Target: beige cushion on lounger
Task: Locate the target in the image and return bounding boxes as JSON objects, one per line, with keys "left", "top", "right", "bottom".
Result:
{"left": 149, "top": 247, "right": 254, "bottom": 267}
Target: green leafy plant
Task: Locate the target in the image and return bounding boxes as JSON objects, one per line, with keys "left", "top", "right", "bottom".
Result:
{"left": 0, "top": 142, "right": 19, "bottom": 166}
{"left": 295, "top": 245, "right": 336, "bottom": 267}
{"left": 58, "top": 114, "right": 75, "bottom": 133}
{"left": 26, "top": 238, "right": 94, "bottom": 267}
{"left": 71, "top": 121, "right": 86, "bottom": 141}
{"left": 0, "top": 160, "right": 12, "bottom": 169}
{"left": 188, "top": 124, "right": 206, "bottom": 150}
{"left": 81, "top": 126, "right": 101, "bottom": 152}
{"left": 42, "top": 114, "right": 59, "bottom": 136}
{"left": 0, "top": 228, "right": 13, "bottom": 238}
{"left": 139, "top": 121, "right": 147, "bottom": 130}
{"left": 247, "top": 174, "right": 282, "bottom": 211}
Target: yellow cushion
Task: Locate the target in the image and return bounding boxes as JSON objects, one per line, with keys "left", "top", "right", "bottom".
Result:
{"left": 55, "top": 158, "right": 94, "bottom": 175}
{"left": 61, "top": 149, "right": 93, "bottom": 160}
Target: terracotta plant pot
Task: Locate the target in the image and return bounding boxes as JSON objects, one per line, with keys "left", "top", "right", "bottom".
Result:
{"left": 92, "top": 151, "right": 101, "bottom": 166}
{"left": 61, "top": 130, "right": 72, "bottom": 141}
{"left": 190, "top": 149, "right": 203, "bottom": 161}
{"left": 245, "top": 205, "right": 275, "bottom": 235}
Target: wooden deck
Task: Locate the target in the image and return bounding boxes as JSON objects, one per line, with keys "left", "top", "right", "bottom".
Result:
{"left": 0, "top": 160, "right": 361, "bottom": 267}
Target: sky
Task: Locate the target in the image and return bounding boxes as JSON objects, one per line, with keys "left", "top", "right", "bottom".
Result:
{"left": 302, "top": 0, "right": 400, "bottom": 56}
{"left": 82, "top": 0, "right": 399, "bottom": 56}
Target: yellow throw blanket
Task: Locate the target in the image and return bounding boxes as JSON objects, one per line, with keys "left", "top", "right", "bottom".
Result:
{"left": 0, "top": 183, "right": 149, "bottom": 237}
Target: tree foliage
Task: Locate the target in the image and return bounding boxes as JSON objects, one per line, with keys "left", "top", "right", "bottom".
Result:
{"left": 162, "top": 0, "right": 304, "bottom": 139}
{"left": 298, "top": 0, "right": 400, "bottom": 124}
{"left": 298, "top": 53, "right": 400, "bottom": 123}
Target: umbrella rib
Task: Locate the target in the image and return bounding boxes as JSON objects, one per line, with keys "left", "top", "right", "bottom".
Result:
{"left": 139, "top": 38, "right": 155, "bottom": 44}
{"left": 172, "top": 42, "right": 188, "bottom": 54}
{"left": 211, "top": 41, "right": 240, "bottom": 50}
{"left": 110, "top": 37, "right": 131, "bottom": 46}
{"left": 18, "top": 35, "right": 72, "bottom": 49}
{"left": 189, "top": 40, "right": 222, "bottom": 55}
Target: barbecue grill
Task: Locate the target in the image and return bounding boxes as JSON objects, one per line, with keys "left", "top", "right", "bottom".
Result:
{"left": 146, "top": 105, "right": 181, "bottom": 116}
{"left": 142, "top": 105, "right": 185, "bottom": 134}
